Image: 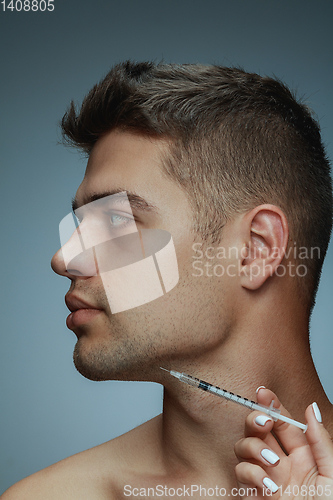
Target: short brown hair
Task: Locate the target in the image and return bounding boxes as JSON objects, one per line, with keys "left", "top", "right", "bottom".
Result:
{"left": 61, "top": 61, "right": 332, "bottom": 313}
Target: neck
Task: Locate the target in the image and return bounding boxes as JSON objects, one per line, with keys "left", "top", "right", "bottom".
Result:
{"left": 159, "top": 310, "right": 333, "bottom": 487}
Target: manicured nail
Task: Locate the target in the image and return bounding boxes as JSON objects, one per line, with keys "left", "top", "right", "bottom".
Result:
{"left": 263, "top": 477, "right": 279, "bottom": 493}
{"left": 255, "top": 415, "right": 273, "bottom": 426}
{"left": 261, "top": 448, "right": 280, "bottom": 465}
{"left": 256, "top": 385, "right": 266, "bottom": 394}
{"left": 312, "top": 402, "right": 322, "bottom": 423}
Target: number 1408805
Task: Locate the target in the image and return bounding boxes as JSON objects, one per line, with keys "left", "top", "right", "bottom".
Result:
{"left": 1, "top": 0, "right": 54, "bottom": 11}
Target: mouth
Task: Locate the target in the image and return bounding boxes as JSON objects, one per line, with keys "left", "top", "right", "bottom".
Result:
{"left": 65, "top": 294, "right": 104, "bottom": 329}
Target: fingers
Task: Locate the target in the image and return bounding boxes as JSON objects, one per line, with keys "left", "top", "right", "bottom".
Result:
{"left": 234, "top": 432, "right": 281, "bottom": 496}
{"left": 235, "top": 462, "right": 280, "bottom": 494}
{"left": 235, "top": 391, "right": 298, "bottom": 498}
{"left": 305, "top": 402, "right": 333, "bottom": 479}
{"left": 243, "top": 410, "right": 284, "bottom": 455}
{"left": 244, "top": 411, "right": 274, "bottom": 438}
{"left": 235, "top": 436, "right": 280, "bottom": 466}
{"left": 254, "top": 387, "right": 308, "bottom": 454}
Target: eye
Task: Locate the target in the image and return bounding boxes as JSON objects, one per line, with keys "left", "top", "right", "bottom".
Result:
{"left": 108, "top": 211, "right": 135, "bottom": 229}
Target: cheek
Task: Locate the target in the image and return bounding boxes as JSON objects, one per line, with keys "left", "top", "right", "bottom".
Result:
{"left": 128, "top": 271, "right": 226, "bottom": 350}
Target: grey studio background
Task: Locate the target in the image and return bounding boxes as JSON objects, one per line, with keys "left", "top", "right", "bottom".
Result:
{"left": 0, "top": 0, "right": 332, "bottom": 493}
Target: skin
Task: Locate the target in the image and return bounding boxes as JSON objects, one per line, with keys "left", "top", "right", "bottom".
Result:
{"left": 3, "top": 130, "right": 333, "bottom": 499}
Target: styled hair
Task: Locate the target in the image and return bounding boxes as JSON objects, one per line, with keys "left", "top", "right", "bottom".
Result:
{"left": 61, "top": 61, "right": 332, "bottom": 313}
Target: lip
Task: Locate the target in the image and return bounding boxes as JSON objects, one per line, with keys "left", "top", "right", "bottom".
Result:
{"left": 65, "top": 294, "right": 103, "bottom": 329}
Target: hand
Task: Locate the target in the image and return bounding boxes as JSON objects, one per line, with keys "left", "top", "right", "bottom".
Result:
{"left": 234, "top": 388, "right": 333, "bottom": 499}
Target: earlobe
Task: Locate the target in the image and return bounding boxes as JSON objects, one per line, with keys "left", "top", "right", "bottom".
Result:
{"left": 240, "top": 205, "right": 289, "bottom": 291}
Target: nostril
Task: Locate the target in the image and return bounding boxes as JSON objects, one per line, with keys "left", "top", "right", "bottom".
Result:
{"left": 67, "top": 269, "right": 85, "bottom": 276}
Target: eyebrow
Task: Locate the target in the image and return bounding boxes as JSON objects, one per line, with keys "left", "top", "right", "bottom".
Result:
{"left": 71, "top": 189, "right": 158, "bottom": 214}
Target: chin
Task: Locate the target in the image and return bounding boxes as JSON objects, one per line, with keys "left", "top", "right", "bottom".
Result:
{"left": 73, "top": 342, "right": 114, "bottom": 381}
{"left": 72, "top": 339, "right": 153, "bottom": 382}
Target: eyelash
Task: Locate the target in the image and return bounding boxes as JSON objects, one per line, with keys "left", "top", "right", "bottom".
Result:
{"left": 73, "top": 210, "right": 136, "bottom": 230}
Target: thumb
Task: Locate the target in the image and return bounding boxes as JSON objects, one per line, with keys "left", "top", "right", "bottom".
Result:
{"left": 305, "top": 402, "right": 333, "bottom": 479}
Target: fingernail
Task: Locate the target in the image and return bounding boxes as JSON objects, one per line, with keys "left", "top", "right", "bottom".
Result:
{"left": 261, "top": 448, "right": 280, "bottom": 465}
{"left": 263, "top": 477, "right": 279, "bottom": 493}
{"left": 255, "top": 415, "right": 273, "bottom": 426}
{"left": 256, "top": 385, "right": 266, "bottom": 394}
{"left": 312, "top": 402, "right": 322, "bottom": 423}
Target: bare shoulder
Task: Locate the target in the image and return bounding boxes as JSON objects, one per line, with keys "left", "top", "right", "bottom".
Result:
{"left": 1, "top": 415, "right": 163, "bottom": 500}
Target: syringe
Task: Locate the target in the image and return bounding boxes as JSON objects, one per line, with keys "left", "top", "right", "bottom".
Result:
{"left": 161, "top": 368, "right": 307, "bottom": 432}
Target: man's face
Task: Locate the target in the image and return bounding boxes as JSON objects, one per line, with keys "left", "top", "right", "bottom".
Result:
{"left": 51, "top": 130, "right": 235, "bottom": 382}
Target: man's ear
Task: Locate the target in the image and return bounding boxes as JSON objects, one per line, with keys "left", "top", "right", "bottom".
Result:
{"left": 240, "top": 204, "right": 289, "bottom": 290}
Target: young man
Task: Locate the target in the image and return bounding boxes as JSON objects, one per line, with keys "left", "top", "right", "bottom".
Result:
{"left": 3, "top": 62, "right": 333, "bottom": 498}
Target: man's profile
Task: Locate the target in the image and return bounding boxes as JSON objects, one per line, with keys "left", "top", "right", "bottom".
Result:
{"left": 2, "top": 61, "right": 333, "bottom": 499}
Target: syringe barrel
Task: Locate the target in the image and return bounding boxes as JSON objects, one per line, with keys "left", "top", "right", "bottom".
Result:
{"left": 179, "top": 373, "right": 269, "bottom": 414}
{"left": 179, "top": 373, "right": 201, "bottom": 388}
{"left": 223, "top": 392, "right": 257, "bottom": 410}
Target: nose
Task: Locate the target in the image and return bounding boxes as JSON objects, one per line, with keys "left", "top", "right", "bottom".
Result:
{"left": 51, "top": 245, "right": 97, "bottom": 278}
{"left": 51, "top": 215, "right": 98, "bottom": 278}
{"left": 51, "top": 246, "right": 70, "bottom": 277}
